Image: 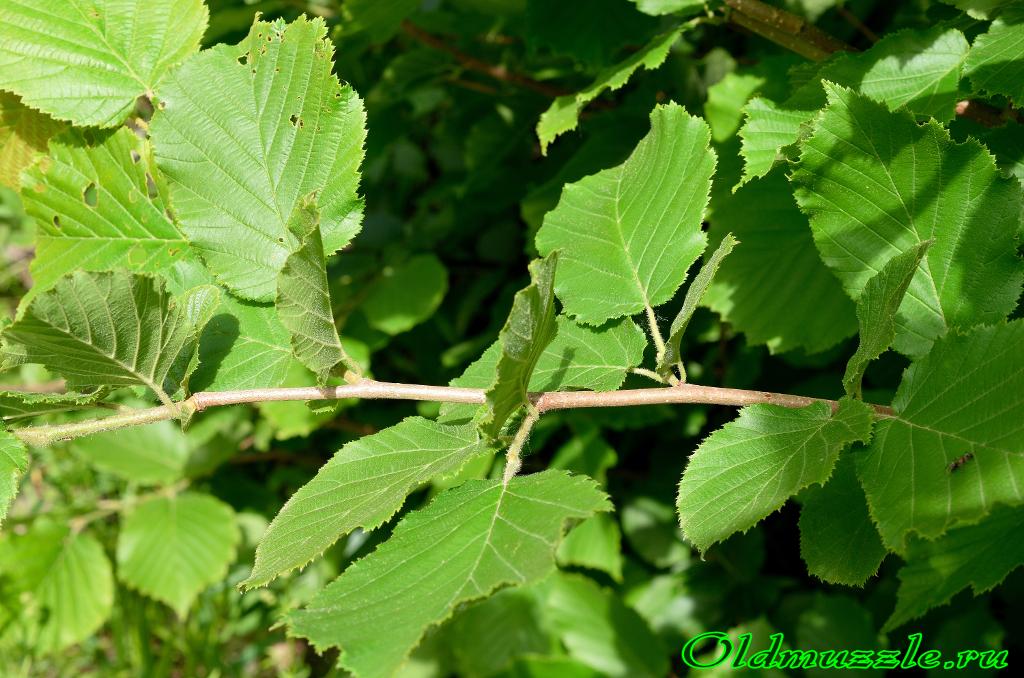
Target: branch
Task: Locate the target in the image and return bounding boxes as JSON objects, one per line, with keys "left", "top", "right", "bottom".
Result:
{"left": 10, "top": 378, "right": 894, "bottom": 447}
{"left": 723, "top": 0, "right": 1017, "bottom": 127}
{"left": 400, "top": 21, "right": 570, "bottom": 98}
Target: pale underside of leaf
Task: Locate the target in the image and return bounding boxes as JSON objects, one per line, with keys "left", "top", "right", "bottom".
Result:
{"left": 287, "top": 471, "right": 609, "bottom": 678}
{"left": 244, "top": 417, "right": 491, "bottom": 589}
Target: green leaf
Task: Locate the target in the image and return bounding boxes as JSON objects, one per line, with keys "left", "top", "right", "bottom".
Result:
{"left": 525, "top": 0, "right": 659, "bottom": 71}
{"left": 537, "top": 103, "right": 715, "bottom": 325}
{"left": 361, "top": 254, "right": 448, "bottom": 335}
{"left": 0, "top": 423, "right": 27, "bottom": 526}
{"left": 798, "top": 455, "right": 887, "bottom": 586}
{"left": 69, "top": 420, "right": 189, "bottom": 486}
{"left": 117, "top": 492, "right": 240, "bottom": 616}
{"left": 151, "top": 15, "right": 366, "bottom": 301}
{"left": 658, "top": 233, "right": 736, "bottom": 379}
{"left": 964, "top": 5, "right": 1024, "bottom": 103}
{"left": 843, "top": 241, "right": 932, "bottom": 398}
{"left": 0, "top": 0, "right": 208, "bottom": 127}
{"left": 164, "top": 260, "right": 298, "bottom": 392}
{"left": 480, "top": 253, "right": 558, "bottom": 439}
{"left": 795, "top": 594, "right": 880, "bottom": 678}
{"left": 557, "top": 513, "right": 624, "bottom": 582}
{"left": 0, "top": 522, "right": 113, "bottom": 652}
{"left": 677, "top": 399, "right": 874, "bottom": 552}
{"left": 739, "top": 27, "right": 970, "bottom": 185}
{"left": 885, "top": 504, "right": 1024, "bottom": 631}
{"left": 792, "top": 83, "right": 1023, "bottom": 357}
{"left": 536, "top": 29, "right": 680, "bottom": 154}
{"left": 0, "top": 92, "right": 63, "bottom": 189}
{"left": 0, "top": 389, "right": 107, "bottom": 421}
{"left": 704, "top": 169, "right": 857, "bottom": 354}
{"left": 2, "top": 272, "right": 219, "bottom": 403}
{"left": 276, "top": 198, "right": 354, "bottom": 384}
{"left": 343, "top": 0, "right": 419, "bottom": 41}
{"left": 21, "top": 128, "right": 190, "bottom": 297}
{"left": 856, "top": 320, "right": 1024, "bottom": 552}
{"left": 629, "top": 0, "right": 705, "bottom": 16}
{"left": 244, "top": 417, "right": 490, "bottom": 589}
{"left": 540, "top": 572, "right": 668, "bottom": 678}
{"left": 287, "top": 470, "right": 609, "bottom": 678}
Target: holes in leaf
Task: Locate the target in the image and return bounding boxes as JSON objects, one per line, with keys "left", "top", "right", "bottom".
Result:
{"left": 130, "top": 150, "right": 141, "bottom": 164}
{"left": 82, "top": 182, "right": 97, "bottom": 207}
{"left": 145, "top": 173, "right": 159, "bottom": 200}
{"left": 289, "top": 114, "right": 303, "bottom": 128}
{"left": 238, "top": 53, "right": 248, "bottom": 66}
{"left": 52, "top": 215, "right": 61, "bottom": 229}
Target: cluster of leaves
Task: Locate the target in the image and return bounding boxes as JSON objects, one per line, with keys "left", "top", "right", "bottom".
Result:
{"left": 1, "top": 0, "right": 1023, "bottom": 675}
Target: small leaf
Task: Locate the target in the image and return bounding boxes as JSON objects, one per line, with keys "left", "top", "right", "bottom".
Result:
{"left": 0, "top": 522, "right": 113, "bottom": 652}
{"left": 704, "top": 169, "right": 857, "bottom": 354}
{"left": 557, "top": 513, "right": 624, "bottom": 582}
{"left": 885, "top": 504, "right": 1024, "bottom": 631}
{"left": 0, "top": 0, "right": 208, "bottom": 127}
{"left": 536, "top": 29, "right": 681, "bottom": 153}
{"left": 792, "top": 83, "right": 1023, "bottom": 357}
{"left": 21, "top": 128, "right": 190, "bottom": 297}
{"left": 856, "top": 320, "right": 1024, "bottom": 552}
{"left": 658, "top": 233, "right": 736, "bottom": 379}
{"left": 677, "top": 399, "right": 873, "bottom": 552}
{"left": 843, "top": 241, "right": 932, "bottom": 398}
{"left": 117, "top": 492, "right": 240, "bottom": 616}
{"left": 0, "top": 92, "right": 63, "bottom": 188}
{"left": 245, "top": 417, "right": 490, "bottom": 589}
{"left": 964, "top": 5, "right": 1024, "bottom": 103}
{"left": 276, "top": 198, "right": 355, "bottom": 384}
{"left": 0, "top": 422, "right": 28, "bottom": 526}
{"left": 480, "top": 253, "right": 558, "bottom": 439}
{"left": 2, "top": 272, "right": 218, "bottom": 403}
{"left": 798, "top": 455, "right": 887, "bottom": 586}
{"left": 287, "top": 470, "right": 609, "bottom": 678}
{"left": 361, "top": 254, "right": 448, "bottom": 336}
{"left": 540, "top": 572, "right": 668, "bottom": 678}
{"left": 537, "top": 103, "right": 715, "bottom": 325}
{"left": 151, "top": 15, "right": 366, "bottom": 301}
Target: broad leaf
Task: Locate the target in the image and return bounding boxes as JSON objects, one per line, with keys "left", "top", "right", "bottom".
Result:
{"left": 245, "top": 417, "right": 490, "bottom": 589}
{"left": 21, "top": 128, "right": 189, "bottom": 296}
{"left": 480, "top": 254, "right": 558, "bottom": 439}
{"left": 0, "top": 423, "right": 27, "bottom": 526}
{"left": 856, "top": 320, "right": 1024, "bottom": 552}
{"left": 886, "top": 504, "right": 1024, "bottom": 631}
{"left": 287, "top": 470, "right": 609, "bottom": 678}
{"left": 0, "top": 522, "right": 113, "bottom": 652}
{"left": 540, "top": 573, "right": 668, "bottom": 678}
{"left": 964, "top": 5, "right": 1024, "bottom": 103}
{"left": 658, "top": 233, "right": 736, "bottom": 379}
{"left": 2, "top": 272, "right": 219, "bottom": 403}
{"left": 536, "top": 29, "right": 680, "bottom": 153}
{"left": 843, "top": 241, "right": 931, "bottom": 398}
{"left": 117, "top": 492, "right": 239, "bottom": 616}
{"left": 677, "top": 399, "right": 873, "bottom": 552}
{"left": 0, "top": 92, "right": 63, "bottom": 188}
{"left": 276, "top": 198, "right": 354, "bottom": 384}
{"left": 361, "top": 254, "right": 448, "bottom": 335}
{"left": 537, "top": 103, "right": 715, "bottom": 325}
{"left": 164, "top": 260, "right": 297, "bottom": 391}
{"left": 0, "top": 0, "right": 208, "bottom": 127}
{"left": 151, "top": 16, "right": 366, "bottom": 301}
{"left": 792, "top": 83, "right": 1023, "bottom": 357}
{"left": 798, "top": 455, "right": 887, "bottom": 586}
{"left": 738, "top": 27, "right": 970, "bottom": 184}
{"left": 704, "top": 169, "right": 856, "bottom": 354}
{"left": 556, "top": 513, "right": 624, "bottom": 582}
{"left": 69, "top": 420, "right": 189, "bottom": 485}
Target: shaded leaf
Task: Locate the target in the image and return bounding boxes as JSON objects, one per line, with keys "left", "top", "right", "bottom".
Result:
{"left": 0, "top": 92, "right": 63, "bottom": 188}
{"left": 361, "top": 254, "right": 448, "bottom": 336}
{"left": 69, "top": 420, "right": 189, "bottom": 486}
{"left": 964, "top": 5, "right": 1024, "bottom": 103}
{"left": 557, "top": 513, "right": 624, "bottom": 581}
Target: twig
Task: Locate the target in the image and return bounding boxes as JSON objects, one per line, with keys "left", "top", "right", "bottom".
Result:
{"left": 10, "top": 378, "right": 894, "bottom": 447}
{"left": 400, "top": 20, "right": 570, "bottom": 98}
{"left": 723, "top": 0, "right": 1015, "bottom": 127}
